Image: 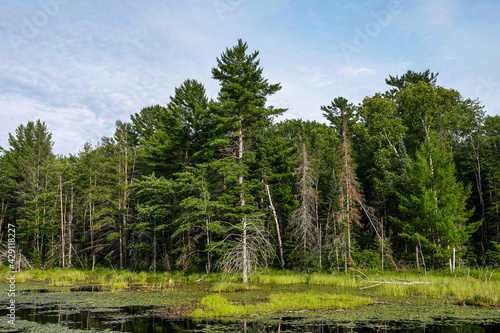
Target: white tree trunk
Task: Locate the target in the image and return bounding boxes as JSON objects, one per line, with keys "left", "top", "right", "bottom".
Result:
{"left": 242, "top": 215, "right": 248, "bottom": 283}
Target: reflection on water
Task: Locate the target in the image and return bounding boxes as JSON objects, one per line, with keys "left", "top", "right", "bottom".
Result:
{"left": 2, "top": 305, "right": 499, "bottom": 332}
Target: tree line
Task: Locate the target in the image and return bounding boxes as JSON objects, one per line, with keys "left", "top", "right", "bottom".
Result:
{"left": 1, "top": 40, "right": 499, "bottom": 274}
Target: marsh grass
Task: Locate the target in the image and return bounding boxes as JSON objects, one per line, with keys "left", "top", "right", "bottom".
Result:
{"left": 191, "top": 292, "right": 372, "bottom": 317}
{"left": 2, "top": 266, "right": 498, "bottom": 305}
{"left": 352, "top": 269, "right": 500, "bottom": 306}
{"left": 252, "top": 269, "right": 499, "bottom": 307}
{"left": 212, "top": 281, "right": 260, "bottom": 293}
{"left": 0, "top": 267, "right": 191, "bottom": 292}
{"left": 255, "top": 271, "right": 309, "bottom": 284}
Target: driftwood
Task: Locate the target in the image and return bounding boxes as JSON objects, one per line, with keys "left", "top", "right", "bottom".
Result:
{"left": 194, "top": 275, "right": 206, "bottom": 283}
{"left": 351, "top": 269, "right": 433, "bottom": 290}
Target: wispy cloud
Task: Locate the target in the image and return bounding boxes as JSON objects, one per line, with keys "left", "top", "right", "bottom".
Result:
{"left": 0, "top": 94, "right": 107, "bottom": 155}
{"left": 0, "top": 0, "right": 499, "bottom": 155}
{"left": 339, "top": 66, "right": 376, "bottom": 77}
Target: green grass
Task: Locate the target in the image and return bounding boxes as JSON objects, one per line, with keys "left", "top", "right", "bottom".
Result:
{"left": 2, "top": 266, "right": 498, "bottom": 306}
{"left": 256, "top": 272, "right": 308, "bottom": 284}
{"left": 0, "top": 267, "right": 189, "bottom": 292}
{"left": 253, "top": 269, "right": 500, "bottom": 307}
{"left": 211, "top": 281, "right": 260, "bottom": 292}
{"left": 364, "top": 271, "right": 500, "bottom": 306}
{"left": 191, "top": 292, "right": 372, "bottom": 317}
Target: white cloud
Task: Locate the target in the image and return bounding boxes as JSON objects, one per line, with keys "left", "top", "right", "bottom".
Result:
{"left": 338, "top": 66, "right": 376, "bottom": 77}
{"left": 296, "top": 66, "right": 335, "bottom": 88}
{"left": 0, "top": 94, "right": 110, "bottom": 155}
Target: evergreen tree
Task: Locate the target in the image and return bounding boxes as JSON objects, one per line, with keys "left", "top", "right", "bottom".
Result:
{"left": 129, "top": 174, "right": 177, "bottom": 271}
{"left": 484, "top": 116, "right": 500, "bottom": 245}
{"left": 385, "top": 69, "right": 439, "bottom": 95}
{"left": 173, "top": 164, "right": 220, "bottom": 272}
{"left": 321, "top": 97, "right": 358, "bottom": 138}
{"left": 131, "top": 79, "right": 212, "bottom": 178}
{"left": 211, "top": 39, "right": 285, "bottom": 282}
{"left": 100, "top": 121, "right": 138, "bottom": 269}
{"left": 1, "top": 120, "right": 57, "bottom": 266}
{"left": 392, "top": 132, "right": 481, "bottom": 269}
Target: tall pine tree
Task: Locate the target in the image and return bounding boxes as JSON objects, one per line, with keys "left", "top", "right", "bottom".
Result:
{"left": 211, "top": 39, "right": 285, "bottom": 282}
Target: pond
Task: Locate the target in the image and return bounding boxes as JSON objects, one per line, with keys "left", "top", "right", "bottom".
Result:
{"left": 1, "top": 304, "right": 500, "bottom": 332}
{"left": 1, "top": 280, "right": 500, "bottom": 333}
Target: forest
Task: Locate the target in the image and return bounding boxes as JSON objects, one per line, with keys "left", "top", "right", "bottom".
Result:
{"left": 1, "top": 39, "right": 499, "bottom": 276}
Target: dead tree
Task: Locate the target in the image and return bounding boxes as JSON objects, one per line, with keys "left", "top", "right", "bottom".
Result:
{"left": 217, "top": 214, "right": 275, "bottom": 283}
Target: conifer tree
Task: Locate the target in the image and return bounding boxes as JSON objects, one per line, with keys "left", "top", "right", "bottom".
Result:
{"left": 392, "top": 132, "right": 481, "bottom": 269}
{"left": 211, "top": 39, "right": 285, "bottom": 282}
{"left": 2, "top": 120, "right": 57, "bottom": 266}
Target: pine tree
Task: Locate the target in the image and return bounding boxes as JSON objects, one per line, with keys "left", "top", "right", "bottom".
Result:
{"left": 321, "top": 97, "right": 358, "bottom": 139}
{"left": 2, "top": 120, "right": 57, "bottom": 266}
{"left": 173, "top": 164, "right": 220, "bottom": 272}
{"left": 211, "top": 39, "right": 285, "bottom": 282}
{"left": 392, "top": 132, "right": 481, "bottom": 269}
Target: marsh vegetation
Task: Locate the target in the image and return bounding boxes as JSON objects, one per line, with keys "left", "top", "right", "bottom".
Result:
{"left": 1, "top": 267, "right": 500, "bottom": 331}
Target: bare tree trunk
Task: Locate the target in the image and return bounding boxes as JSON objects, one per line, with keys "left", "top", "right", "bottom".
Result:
{"left": 242, "top": 215, "right": 248, "bottom": 283}
{"left": 238, "top": 123, "right": 248, "bottom": 282}
{"left": 265, "top": 184, "right": 284, "bottom": 269}
{"left": 60, "top": 174, "right": 65, "bottom": 268}
{"left": 238, "top": 125, "right": 245, "bottom": 205}
{"left": 416, "top": 245, "right": 420, "bottom": 269}
{"left": 205, "top": 188, "right": 211, "bottom": 273}
{"left": 89, "top": 175, "right": 95, "bottom": 271}
{"left": 68, "top": 184, "right": 73, "bottom": 267}
{"left": 343, "top": 117, "right": 353, "bottom": 267}
{"left": 121, "top": 145, "right": 129, "bottom": 269}
{"left": 334, "top": 221, "right": 339, "bottom": 272}
{"left": 466, "top": 134, "right": 487, "bottom": 252}
{"left": 0, "top": 197, "right": 5, "bottom": 244}
{"left": 315, "top": 174, "right": 322, "bottom": 271}
{"left": 153, "top": 221, "right": 157, "bottom": 272}
{"left": 452, "top": 247, "right": 456, "bottom": 273}
{"left": 205, "top": 214, "right": 211, "bottom": 273}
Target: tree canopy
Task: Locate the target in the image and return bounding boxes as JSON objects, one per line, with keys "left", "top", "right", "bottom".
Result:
{"left": 1, "top": 41, "right": 498, "bottom": 273}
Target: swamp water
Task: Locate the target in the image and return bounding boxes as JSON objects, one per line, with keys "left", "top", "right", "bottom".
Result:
{"left": 2, "top": 303, "right": 499, "bottom": 332}
{"left": 1, "top": 285, "right": 499, "bottom": 332}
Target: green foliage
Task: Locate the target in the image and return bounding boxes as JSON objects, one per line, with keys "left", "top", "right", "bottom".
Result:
{"left": 385, "top": 69, "right": 439, "bottom": 94}
{"left": 392, "top": 132, "right": 480, "bottom": 266}
{"left": 486, "top": 241, "right": 500, "bottom": 266}
{"left": 395, "top": 81, "right": 462, "bottom": 157}
{"left": 0, "top": 41, "right": 496, "bottom": 276}
{"left": 321, "top": 96, "right": 358, "bottom": 138}
{"left": 1, "top": 120, "right": 57, "bottom": 265}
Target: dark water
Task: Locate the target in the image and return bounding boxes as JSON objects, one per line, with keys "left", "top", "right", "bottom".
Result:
{"left": 2, "top": 305, "right": 500, "bottom": 332}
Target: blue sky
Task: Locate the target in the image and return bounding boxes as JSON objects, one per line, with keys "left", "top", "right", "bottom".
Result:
{"left": 1, "top": 0, "right": 499, "bottom": 155}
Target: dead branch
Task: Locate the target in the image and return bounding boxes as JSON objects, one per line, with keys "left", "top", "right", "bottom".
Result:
{"left": 351, "top": 268, "right": 433, "bottom": 289}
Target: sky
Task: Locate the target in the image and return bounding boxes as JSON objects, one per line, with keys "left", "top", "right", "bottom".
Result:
{"left": 1, "top": 0, "right": 499, "bottom": 155}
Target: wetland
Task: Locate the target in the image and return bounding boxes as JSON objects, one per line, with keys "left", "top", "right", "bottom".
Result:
{"left": 0, "top": 268, "right": 499, "bottom": 332}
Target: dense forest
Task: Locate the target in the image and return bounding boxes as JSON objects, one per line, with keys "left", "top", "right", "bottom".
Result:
{"left": 1, "top": 40, "right": 499, "bottom": 275}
